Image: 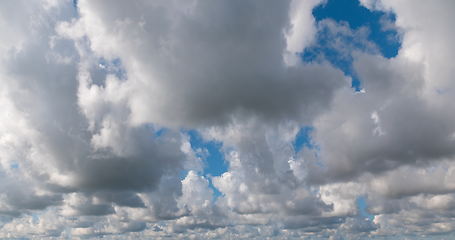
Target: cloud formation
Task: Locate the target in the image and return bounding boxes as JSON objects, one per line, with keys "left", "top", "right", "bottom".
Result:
{"left": 1, "top": 0, "right": 455, "bottom": 239}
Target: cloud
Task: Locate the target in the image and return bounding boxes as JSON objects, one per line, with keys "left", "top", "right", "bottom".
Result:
{"left": 58, "top": 0, "right": 346, "bottom": 128}
{"left": 1, "top": 0, "right": 455, "bottom": 239}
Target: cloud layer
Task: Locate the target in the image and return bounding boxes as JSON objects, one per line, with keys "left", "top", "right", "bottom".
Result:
{"left": 1, "top": 0, "right": 455, "bottom": 239}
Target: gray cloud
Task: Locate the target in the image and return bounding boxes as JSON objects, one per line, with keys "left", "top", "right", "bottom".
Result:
{"left": 59, "top": 0, "right": 346, "bottom": 128}
{"left": 0, "top": 0, "right": 455, "bottom": 239}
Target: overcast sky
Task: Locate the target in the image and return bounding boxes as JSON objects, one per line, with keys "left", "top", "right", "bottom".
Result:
{"left": 1, "top": 0, "right": 455, "bottom": 239}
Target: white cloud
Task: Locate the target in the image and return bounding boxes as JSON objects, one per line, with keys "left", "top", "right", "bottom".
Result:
{"left": 1, "top": 0, "right": 455, "bottom": 239}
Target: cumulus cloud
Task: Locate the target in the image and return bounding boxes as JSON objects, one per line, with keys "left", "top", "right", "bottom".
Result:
{"left": 1, "top": 0, "right": 455, "bottom": 239}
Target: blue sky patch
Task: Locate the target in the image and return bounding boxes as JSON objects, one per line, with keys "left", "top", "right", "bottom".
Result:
{"left": 356, "top": 196, "right": 374, "bottom": 221}
{"left": 98, "top": 58, "right": 127, "bottom": 80}
{"left": 186, "top": 130, "right": 227, "bottom": 198}
{"left": 313, "top": 0, "right": 400, "bottom": 58}
{"left": 186, "top": 130, "right": 228, "bottom": 177}
{"left": 153, "top": 128, "right": 167, "bottom": 138}
{"left": 10, "top": 162, "right": 19, "bottom": 169}
{"left": 303, "top": 0, "right": 401, "bottom": 92}
{"left": 293, "top": 126, "right": 315, "bottom": 153}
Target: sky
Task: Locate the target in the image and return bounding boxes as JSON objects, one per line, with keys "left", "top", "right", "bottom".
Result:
{"left": 0, "top": 0, "right": 455, "bottom": 239}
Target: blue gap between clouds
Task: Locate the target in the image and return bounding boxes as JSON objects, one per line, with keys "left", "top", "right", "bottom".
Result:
{"left": 356, "top": 196, "right": 374, "bottom": 221}
{"left": 293, "top": 126, "right": 325, "bottom": 169}
{"left": 304, "top": 0, "right": 401, "bottom": 91}
{"left": 154, "top": 128, "right": 167, "bottom": 137}
{"left": 313, "top": 0, "right": 400, "bottom": 59}
{"left": 10, "top": 162, "right": 19, "bottom": 169}
{"left": 153, "top": 129, "right": 226, "bottom": 198}
{"left": 98, "top": 58, "right": 127, "bottom": 80}
{"left": 187, "top": 130, "right": 228, "bottom": 198}
{"left": 293, "top": 126, "right": 315, "bottom": 153}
